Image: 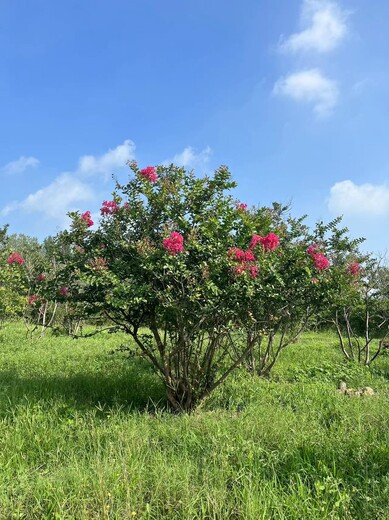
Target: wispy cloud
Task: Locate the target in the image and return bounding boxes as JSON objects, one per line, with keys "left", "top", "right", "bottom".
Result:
{"left": 273, "top": 69, "right": 339, "bottom": 116}
{"left": 328, "top": 180, "right": 389, "bottom": 216}
{"left": 351, "top": 79, "right": 372, "bottom": 97}
{"left": 164, "top": 146, "right": 212, "bottom": 170}
{"left": 279, "top": 0, "right": 348, "bottom": 54}
{"left": 2, "top": 142, "right": 213, "bottom": 228}
{"left": 2, "top": 173, "right": 94, "bottom": 222}
{"left": 1, "top": 140, "right": 133, "bottom": 225}
{"left": 1, "top": 156, "right": 40, "bottom": 175}
{"left": 78, "top": 139, "right": 135, "bottom": 177}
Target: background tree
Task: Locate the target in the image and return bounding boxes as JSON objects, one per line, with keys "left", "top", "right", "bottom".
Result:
{"left": 0, "top": 228, "right": 29, "bottom": 323}
{"left": 226, "top": 214, "right": 364, "bottom": 376}
{"left": 331, "top": 256, "right": 389, "bottom": 365}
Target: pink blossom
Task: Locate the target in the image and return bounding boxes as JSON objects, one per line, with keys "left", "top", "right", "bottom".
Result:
{"left": 260, "top": 233, "right": 279, "bottom": 251}
{"left": 100, "top": 200, "right": 120, "bottom": 216}
{"left": 236, "top": 203, "right": 248, "bottom": 211}
{"left": 250, "top": 266, "right": 259, "bottom": 278}
{"left": 311, "top": 278, "right": 319, "bottom": 283}
{"left": 308, "top": 244, "right": 330, "bottom": 271}
{"left": 250, "top": 233, "right": 279, "bottom": 251}
{"left": 59, "top": 287, "right": 69, "bottom": 296}
{"left": 249, "top": 235, "right": 261, "bottom": 250}
{"left": 307, "top": 244, "right": 319, "bottom": 256}
{"left": 244, "top": 250, "right": 255, "bottom": 262}
{"left": 7, "top": 252, "right": 24, "bottom": 265}
{"left": 36, "top": 273, "right": 45, "bottom": 282}
{"left": 139, "top": 166, "right": 158, "bottom": 182}
{"left": 313, "top": 253, "right": 330, "bottom": 271}
{"left": 228, "top": 247, "right": 245, "bottom": 262}
{"left": 235, "top": 249, "right": 245, "bottom": 262}
{"left": 229, "top": 247, "right": 258, "bottom": 277}
{"left": 81, "top": 210, "right": 94, "bottom": 227}
{"left": 346, "top": 263, "right": 360, "bottom": 275}
{"left": 28, "top": 295, "right": 38, "bottom": 305}
{"left": 163, "top": 232, "right": 184, "bottom": 255}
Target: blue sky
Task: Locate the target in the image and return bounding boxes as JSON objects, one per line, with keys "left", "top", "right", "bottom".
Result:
{"left": 1, "top": 0, "right": 389, "bottom": 254}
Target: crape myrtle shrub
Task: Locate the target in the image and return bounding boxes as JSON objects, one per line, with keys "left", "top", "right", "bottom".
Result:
{"left": 329, "top": 257, "right": 389, "bottom": 365}
{"left": 0, "top": 229, "right": 83, "bottom": 334}
{"left": 0, "top": 226, "right": 28, "bottom": 321}
{"left": 23, "top": 236, "right": 90, "bottom": 336}
{"left": 239, "top": 219, "right": 364, "bottom": 376}
{"left": 51, "top": 163, "right": 362, "bottom": 412}
{"left": 6, "top": 234, "right": 54, "bottom": 329}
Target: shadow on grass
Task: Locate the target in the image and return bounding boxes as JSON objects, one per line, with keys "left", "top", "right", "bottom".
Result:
{"left": 0, "top": 361, "right": 167, "bottom": 415}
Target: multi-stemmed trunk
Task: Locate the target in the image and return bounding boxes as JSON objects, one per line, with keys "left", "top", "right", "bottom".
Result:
{"left": 244, "top": 313, "right": 311, "bottom": 377}
{"left": 333, "top": 305, "right": 388, "bottom": 366}
{"left": 128, "top": 319, "right": 253, "bottom": 413}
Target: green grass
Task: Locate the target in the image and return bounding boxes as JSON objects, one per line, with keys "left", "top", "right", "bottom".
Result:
{"left": 0, "top": 324, "right": 388, "bottom": 519}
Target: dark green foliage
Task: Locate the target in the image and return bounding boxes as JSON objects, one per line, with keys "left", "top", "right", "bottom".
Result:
{"left": 51, "top": 163, "right": 363, "bottom": 411}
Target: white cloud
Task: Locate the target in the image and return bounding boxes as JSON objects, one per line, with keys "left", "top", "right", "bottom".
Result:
{"left": 1, "top": 156, "right": 40, "bottom": 175}
{"left": 1, "top": 140, "right": 134, "bottom": 226}
{"left": 328, "top": 180, "right": 389, "bottom": 216}
{"left": 165, "top": 146, "right": 212, "bottom": 169}
{"left": 280, "top": 0, "right": 348, "bottom": 54}
{"left": 1, "top": 141, "right": 213, "bottom": 231}
{"left": 78, "top": 139, "right": 135, "bottom": 176}
{"left": 273, "top": 69, "right": 339, "bottom": 116}
{"left": 352, "top": 79, "right": 371, "bottom": 97}
{"left": 2, "top": 173, "right": 94, "bottom": 222}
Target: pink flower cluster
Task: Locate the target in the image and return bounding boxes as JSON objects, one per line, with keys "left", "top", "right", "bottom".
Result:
{"left": 249, "top": 235, "right": 261, "bottom": 249}
{"left": 228, "top": 248, "right": 259, "bottom": 278}
{"left": 347, "top": 263, "right": 360, "bottom": 275}
{"left": 59, "top": 287, "right": 69, "bottom": 296}
{"left": 236, "top": 203, "right": 248, "bottom": 211}
{"left": 307, "top": 244, "right": 318, "bottom": 256}
{"left": 249, "top": 233, "right": 279, "bottom": 251}
{"left": 7, "top": 252, "right": 24, "bottom": 265}
{"left": 81, "top": 210, "right": 94, "bottom": 227}
{"left": 228, "top": 248, "right": 255, "bottom": 262}
{"left": 163, "top": 232, "right": 184, "bottom": 255}
{"left": 100, "top": 200, "right": 120, "bottom": 216}
{"left": 28, "top": 295, "right": 38, "bottom": 305}
{"left": 307, "top": 244, "right": 330, "bottom": 271}
{"left": 36, "top": 273, "right": 45, "bottom": 282}
{"left": 249, "top": 265, "right": 259, "bottom": 278}
{"left": 313, "top": 254, "right": 330, "bottom": 271}
{"left": 139, "top": 166, "right": 158, "bottom": 182}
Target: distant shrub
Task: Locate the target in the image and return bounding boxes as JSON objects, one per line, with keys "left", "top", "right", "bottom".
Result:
{"left": 330, "top": 258, "right": 389, "bottom": 365}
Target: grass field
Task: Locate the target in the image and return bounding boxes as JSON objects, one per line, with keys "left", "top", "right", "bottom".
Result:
{"left": 0, "top": 323, "right": 388, "bottom": 519}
